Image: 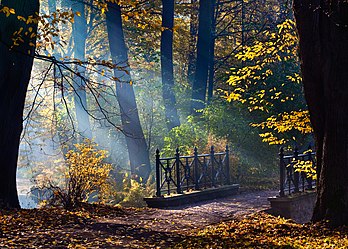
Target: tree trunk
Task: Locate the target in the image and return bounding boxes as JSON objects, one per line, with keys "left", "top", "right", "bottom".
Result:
{"left": 191, "top": 0, "right": 213, "bottom": 113}
{"left": 187, "top": 0, "right": 198, "bottom": 89}
{"left": 161, "top": 0, "right": 180, "bottom": 130}
{"left": 294, "top": 0, "right": 348, "bottom": 226}
{"left": 72, "top": 0, "right": 92, "bottom": 140}
{"left": 105, "top": 2, "right": 151, "bottom": 181}
{"left": 48, "top": 0, "right": 71, "bottom": 157}
{"left": 207, "top": 0, "right": 217, "bottom": 102}
{"left": 0, "top": 0, "right": 40, "bottom": 208}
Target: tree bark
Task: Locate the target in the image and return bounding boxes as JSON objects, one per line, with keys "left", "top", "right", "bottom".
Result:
{"left": 161, "top": 0, "right": 180, "bottom": 130}
{"left": 294, "top": 0, "right": 348, "bottom": 226}
{"left": 191, "top": 0, "right": 213, "bottom": 113}
{"left": 207, "top": 0, "right": 217, "bottom": 102}
{"left": 105, "top": 2, "right": 151, "bottom": 181}
{"left": 187, "top": 0, "right": 198, "bottom": 89}
{"left": 72, "top": 0, "right": 92, "bottom": 140}
{"left": 0, "top": 0, "right": 40, "bottom": 208}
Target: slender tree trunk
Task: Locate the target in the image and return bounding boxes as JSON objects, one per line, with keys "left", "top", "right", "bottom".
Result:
{"left": 105, "top": 2, "right": 151, "bottom": 181}
{"left": 187, "top": 0, "right": 198, "bottom": 88}
{"left": 207, "top": 0, "right": 217, "bottom": 102}
{"left": 48, "top": 0, "right": 72, "bottom": 157}
{"left": 294, "top": 0, "right": 348, "bottom": 226}
{"left": 191, "top": 0, "right": 213, "bottom": 113}
{"left": 0, "top": 0, "right": 40, "bottom": 208}
{"left": 72, "top": 0, "right": 92, "bottom": 140}
{"left": 161, "top": 0, "right": 180, "bottom": 130}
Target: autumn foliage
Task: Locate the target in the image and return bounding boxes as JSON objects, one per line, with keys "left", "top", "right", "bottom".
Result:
{"left": 38, "top": 140, "right": 112, "bottom": 209}
{"left": 0, "top": 209, "right": 347, "bottom": 248}
{"left": 175, "top": 212, "right": 348, "bottom": 248}
{"left": 224, "top": 19, "right": 311, "bottom": 145}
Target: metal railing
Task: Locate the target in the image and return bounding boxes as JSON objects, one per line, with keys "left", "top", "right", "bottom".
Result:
{"left": 279, "top": 146, "right": 316, "bottom": 197}
{"left": 155, "top": 145, "right": 231, "bottom": 197}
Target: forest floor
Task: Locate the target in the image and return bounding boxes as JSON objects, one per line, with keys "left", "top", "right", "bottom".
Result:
{"left": 0, "top": 189, "right": 347, "bottom": 248}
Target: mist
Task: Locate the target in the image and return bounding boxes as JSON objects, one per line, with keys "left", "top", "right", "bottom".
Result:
{"left": 14, "top": 0, "right": 286, "bottom": 209}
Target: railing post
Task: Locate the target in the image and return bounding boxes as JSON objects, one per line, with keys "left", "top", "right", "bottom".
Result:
{"left": 166, "top": 160, "right": 171, "bottom": 195}
{"left": 203, "top": 156, "right": 207, "bottom": 188}
{"left": 194, "top": 147, "right": 199, "bottom": 190}
{"left": 175, "top": 148, "right": 182, "bottom": 194}
{"left": 185, "top": 157, "right": 190, "bottom": 190}
{"left": 293, "top": 147, "right": 300, "bottom": 193}
{"left": 279, "top": 147, "right": 285, "bottom": 197}
{"left": 225, "top": 145, "right": 231, "bottom": 185}
{"left": 211, "top": 146, "right": 215, "bottom": 187}
{"left": 156, "top": 149, "right": 161, "bottom": 197}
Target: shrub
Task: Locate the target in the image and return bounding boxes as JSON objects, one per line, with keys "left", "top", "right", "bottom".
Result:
{"left": 162, "top": 116, "right": 208, "bottom": 156}
{"left": 36, "top": 140, "right": 113, "bottom": 209}
{"left": 118, "top": 174, "right": 155, "bottom": 208}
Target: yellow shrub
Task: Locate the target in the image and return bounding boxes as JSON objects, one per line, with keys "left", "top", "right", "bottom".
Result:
{"left": 40, "top": 139, "right": 113, "bottom": 209}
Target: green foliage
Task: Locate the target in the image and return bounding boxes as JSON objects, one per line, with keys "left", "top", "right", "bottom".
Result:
{"left": 202, "top": 101, "right": 278, "bottom": 177}
{"left": 161, "top": 100, "right": 278, "bottom": 184}
{"left": 163, "top": 116, "right": 208, "bottom": 156}
{"left": 224, "top": 19, "right": 311, "bottom": 146}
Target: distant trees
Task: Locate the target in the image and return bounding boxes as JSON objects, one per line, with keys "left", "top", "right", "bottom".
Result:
{"left": 0, "top": 0, "right": 40, "bottom": 208}
{"left": 0, "top": 0, "right": 311, "bottom": 209}
{"left": 71, "top": 0, "right": 92, "bottom": 140}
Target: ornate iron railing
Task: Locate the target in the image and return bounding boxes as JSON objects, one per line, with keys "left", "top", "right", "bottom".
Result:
{"left": 155, "top": 145, "right": 231, "bottom": 197}
{"left": 279, "top": 146, "right": 316, "bottom": 197}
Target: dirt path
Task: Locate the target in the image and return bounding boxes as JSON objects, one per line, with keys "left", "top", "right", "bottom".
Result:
{"left": 0, "top": 189, "right": 278, "bottom": 248}
{"left": 91, "top": 189, "right": 278, "bottom": 248}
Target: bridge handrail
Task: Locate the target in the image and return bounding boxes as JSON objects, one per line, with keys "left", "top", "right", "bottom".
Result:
{"left": 155, "top": 145, "right": 232, "bottom": 197}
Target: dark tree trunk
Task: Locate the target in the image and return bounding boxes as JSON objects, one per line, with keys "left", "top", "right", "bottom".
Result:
{"left": 105, "top": 2, "right": 151, "bottom": 181}
{"left": 294, "top": 0, "right": 348, "bottom": 226}
{"left": 207, "top": 0, "right": 217, "bottom": 102}
{"left": 0, "top": 0, "right": 39, "bottom": 208}
{"left": 207, "top": 37, "right": 215, "bottom": 103}
{"left": 160, "top": 0, "right": 180, "bottom": 130}
{"left": 72, "top": 0, "right": 92, "bottom": 140}
{"left": 187, "top": 0, "right": 198, "bottom": 89}
{"left": 191, "top": 0, "right": 213, "bottom": 113}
